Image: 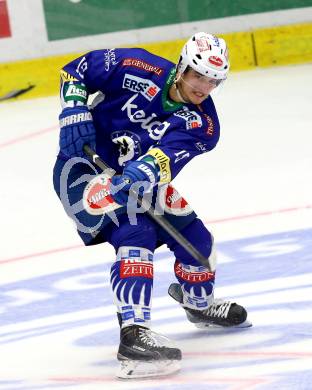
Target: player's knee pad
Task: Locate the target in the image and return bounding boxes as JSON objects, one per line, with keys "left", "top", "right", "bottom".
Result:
{"left": 110, "top": 246, "right": 154, "bottom": 327}
{"left": 107, "top": 214, "right": 157, "bottom": 253}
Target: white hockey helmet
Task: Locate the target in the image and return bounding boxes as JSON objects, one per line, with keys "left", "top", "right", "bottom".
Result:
{"left": 177, "top": 32, "right": 229, "bottom": 80}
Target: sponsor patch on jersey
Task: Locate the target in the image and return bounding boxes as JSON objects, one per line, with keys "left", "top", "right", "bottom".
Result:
{"left": 195, "top": 141, "right": 209, "bottom": 152}
{"left": 122, "top": 58, "right": 164, "bottom": 76}
{"left": 186, "top": 120, "right": 201, "bottom": 129}
{"left": 165, "top": 185, "right": 191, "bottom": 214}
{"left": 121, "top": 94, "right": 170, "bottom": 140}
{"left": 104, "top": 48, "right": 118, "bottom": 71}
{"left": 64, "top": 83, "right": 87, "bottom": 103}
{"left": 146, "top": 148, "right": 171, "bottom": 183}
{"left": 208, "top": 56, "right": 223, "bottom": 67}
{"left": 83, "top": 174, "right": 122, "bottom": 215}
{"left": 155, "top": 184, "right": 193, "bottom": 216}
{"left": 122, "top": 74, "right": 160, "bottom": 101}
{"left": 174, "top": 107, "right": 203, "bottom": 130}
{"left": 60, "top": 70, "right": 78, "bottom": 82}
{"left": 203, "top": 114, "right": 214, "bottom": 136}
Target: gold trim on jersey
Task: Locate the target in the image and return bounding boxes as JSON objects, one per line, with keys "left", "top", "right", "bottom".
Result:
{"left": 60, "top": 69, "right": 78, "bottom": 82}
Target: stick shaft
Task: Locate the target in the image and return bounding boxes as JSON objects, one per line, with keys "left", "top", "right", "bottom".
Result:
{"left": 83, "top": 145, "right": 211, "bottom": 270}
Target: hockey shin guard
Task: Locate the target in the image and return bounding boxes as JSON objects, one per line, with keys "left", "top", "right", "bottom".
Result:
{"left": 174, "top": 259, "right": 216, "bottom": 310}
{"left": 110, "top": 246, "right": 154, "bottom": 328}
{"left": 173, "top": 238, "right": 217, "bottom": 310}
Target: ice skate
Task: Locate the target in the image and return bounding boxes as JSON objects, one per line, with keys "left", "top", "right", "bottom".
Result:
{"left": 116, "top": 324, "right": 182, "bottom": 379}
{"left": 168, "top": 283, "right": 252, "bottom": 329}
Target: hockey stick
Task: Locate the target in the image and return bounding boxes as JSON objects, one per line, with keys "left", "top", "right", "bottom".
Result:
{"left": 83, "top": 145, "right": 213, "bottom": 271}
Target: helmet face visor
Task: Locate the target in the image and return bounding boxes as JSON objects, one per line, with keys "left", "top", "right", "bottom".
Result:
{"left": 181, "top": 69, "right": 224, "bottom": 95}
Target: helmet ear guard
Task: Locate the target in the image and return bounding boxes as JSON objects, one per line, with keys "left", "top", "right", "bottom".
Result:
{"left": 177, "top": 32, "right": 230, "bottom": 80}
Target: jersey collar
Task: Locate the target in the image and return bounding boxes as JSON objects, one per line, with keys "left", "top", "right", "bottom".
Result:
{"left": 161, "top": 67, "right": 183, "bottom": 112}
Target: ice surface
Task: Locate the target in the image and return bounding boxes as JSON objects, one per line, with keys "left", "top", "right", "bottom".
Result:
{"left": 0, "top": 63, "right": 311, "bottom": 389}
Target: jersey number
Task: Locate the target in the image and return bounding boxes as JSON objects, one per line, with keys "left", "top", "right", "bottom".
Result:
{"left": 174, "top": 150, "right": 190, "bottom": 163}
{"left": 76, "top": 57, "right": 88, "bottom": 79}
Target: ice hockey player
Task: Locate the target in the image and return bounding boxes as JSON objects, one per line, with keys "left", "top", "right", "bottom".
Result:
{"left": 53, "top": 32, "right": 251, "bottom": 379}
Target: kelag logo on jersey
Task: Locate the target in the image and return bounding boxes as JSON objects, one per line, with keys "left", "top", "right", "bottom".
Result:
{"left": 121, "top": 94, "right": 170, "bottom": 140}
{"left": 174, "top": 107, "right": 202, "bottom": 129}
{"left": 122, "top": 74, "right": 160, "bottom": 101}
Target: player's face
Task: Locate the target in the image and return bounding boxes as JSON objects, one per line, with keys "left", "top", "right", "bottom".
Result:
{"left": 179, "top": 69, "right": 222, "bottom": 104}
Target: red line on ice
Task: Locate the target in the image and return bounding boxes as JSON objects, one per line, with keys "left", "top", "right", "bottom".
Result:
{"left": 0, "top": 125, "right": 57, "bottom": 148}
{"left": 0, "top": 244, "right": 83, "bottom": 265}
{"left": 205, "top": 204, "right": 312, "bottom": 224}
{"left": 0, "top": 205, "right": 310, "bottom": 265}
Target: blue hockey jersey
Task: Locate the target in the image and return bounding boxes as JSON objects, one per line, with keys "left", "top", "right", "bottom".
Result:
{"left": 60, "top": 48, "right": 220, "bottom": 183}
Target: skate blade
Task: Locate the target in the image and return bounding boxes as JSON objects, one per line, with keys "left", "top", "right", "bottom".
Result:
{"left": 195, "top": 319, "right": 253, "bottom": 329}
{"left": 116, "top": 359, "right": 181, "bottom": 379}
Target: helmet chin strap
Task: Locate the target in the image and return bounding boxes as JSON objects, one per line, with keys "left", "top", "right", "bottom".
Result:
{"left": 174, "top": 83, "right": 188, "bottom": 103}
{"left": 173, "top": 74, "right": 189, "bottom": 103}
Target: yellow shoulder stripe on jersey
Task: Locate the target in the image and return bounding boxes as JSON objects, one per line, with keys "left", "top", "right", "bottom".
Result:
{"left": 147, "top": 148, "right": 171, "bottom": 183}
{"left": 60, "top": 69, "right": 78, "bottom": 82}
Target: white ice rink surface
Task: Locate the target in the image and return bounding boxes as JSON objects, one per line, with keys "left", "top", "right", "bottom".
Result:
{"left": 0, "top": 63, "right": 312, "bottom": 389}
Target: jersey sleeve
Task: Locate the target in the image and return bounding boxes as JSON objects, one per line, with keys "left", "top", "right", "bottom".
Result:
{"left": 141, "top": 108, "right": 220, "bottom": 183}
{"left": 59, "top": 49, "right": 122, "bottom": 108}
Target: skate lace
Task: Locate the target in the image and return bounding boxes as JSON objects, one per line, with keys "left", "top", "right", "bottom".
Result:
{"left": 204, "top": 299, "right": 232, "bottom": 319}
{"left": 138, "top": 329, "right": 161, "bottom": 348}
